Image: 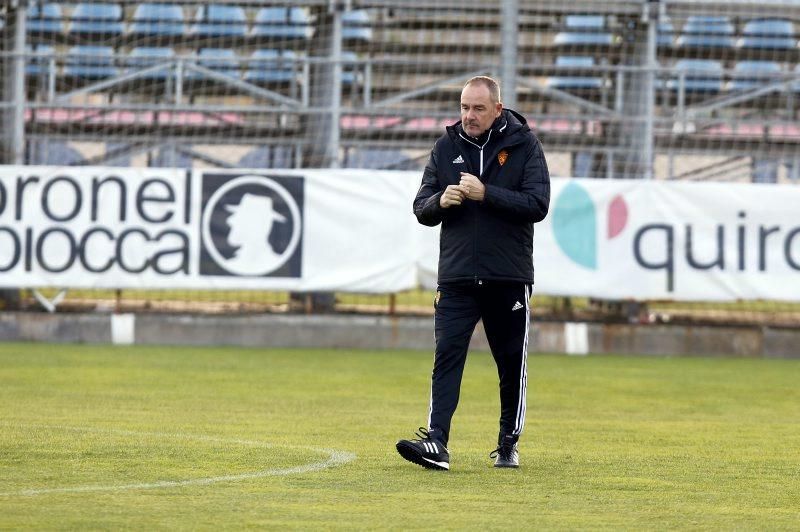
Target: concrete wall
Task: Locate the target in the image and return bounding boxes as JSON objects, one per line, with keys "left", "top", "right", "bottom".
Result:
{"left": 0, "top": 312, "right": 797, "bottom": 358}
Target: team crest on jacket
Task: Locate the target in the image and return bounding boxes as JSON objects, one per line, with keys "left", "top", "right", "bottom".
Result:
{"left": 498, "top": 150, "right": 508, "bottom": 166}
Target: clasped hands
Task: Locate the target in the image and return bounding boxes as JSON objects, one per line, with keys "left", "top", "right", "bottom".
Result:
{"left": 440, "top": 172, "right": 485, "bottom": 208}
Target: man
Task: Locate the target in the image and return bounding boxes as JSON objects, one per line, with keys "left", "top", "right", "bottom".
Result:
{"left": 396, "top": 76, "right": 550, "bottom": 470}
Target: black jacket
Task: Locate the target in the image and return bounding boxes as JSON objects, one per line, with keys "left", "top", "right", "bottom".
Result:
{"left": 413, "top": 109, "right": 550, "bottom": 284}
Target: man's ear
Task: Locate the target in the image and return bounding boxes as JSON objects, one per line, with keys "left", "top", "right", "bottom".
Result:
{"left": 495, "top": 102, "right": 503, "bottom": 117}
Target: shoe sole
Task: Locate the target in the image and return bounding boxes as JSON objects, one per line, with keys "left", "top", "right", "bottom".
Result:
{"left": 395, "top": 441, "right": 449, "bottom": 470}
{"left": 493, "top": 462, "right": 519, "bottom": 468}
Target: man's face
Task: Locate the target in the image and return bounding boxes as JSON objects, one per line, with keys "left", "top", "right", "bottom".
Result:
{"left": 460, "top": 83, "right": 502, "bottom": 137}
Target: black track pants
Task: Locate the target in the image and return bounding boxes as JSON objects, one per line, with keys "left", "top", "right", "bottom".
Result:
{"left": 427, "top": 281, "right": 531, "bottom": 445}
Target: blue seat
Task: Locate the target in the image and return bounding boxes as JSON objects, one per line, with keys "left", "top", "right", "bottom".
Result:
{"left": 29, "top": 141, "right": 84, "bottom": 165}
{"left": 728, "top": 61, "right": 782, "bottom": 91}
{"left": 658, "top": 20, "right": 675, "bottom": 47}
{"left": 554, "top": 15, "right": 614, "bottom": 45}
{"left": 667, "top": 59, "right": 724, "bottom": 93}
{"left": 793, "top": 64, "right": 800, "bottom": 92}
{"left": 545, "top": 56, "right": 603, "bottom": 89}
{"left": 193, "top": 5, "right": 247, "bottom": 37}
{"left": 65, "top": 46, "right": 119, "bottom": 79}
{"left": 753, "top": 159, "right": 778, "bottom": 183}
{"left": 25, "top": 44, "right": 56, "bottom": 77}
{"left": 252, "top": 7, "right": 310, "bottom": 40}
{"left": 131, "top": 3, "right": 186, "bottom": 37}
{"left": 738, "top": 19, "right": 795, "bottom": 49}
{"left": 676, "top": 16, "right": 735, "bottom": 48}
{"left": 239, "top": 146, "right": 293, "bottom": 168}
{"left": 343, "top": 10, "right": 372, "bottom": 42}
{"left": 194, "top": 48, "right": 241, "bottom": 79}
{"left": 345, "top": 149, "right": 410, "bottom": 169}
{"left": 127, "top": 47, "right": 176, "bottom": 80}
{"left": 27, "top": 3, "right": 63, "bottom": 34}
{"left": 244, "top": 49, "right": 296, "bottom": 84}
{"left": 341, "top": 51, "right": 359, "bottom": 85}
{"left": 69, "top": 3, "right": 124, "bottom": 35}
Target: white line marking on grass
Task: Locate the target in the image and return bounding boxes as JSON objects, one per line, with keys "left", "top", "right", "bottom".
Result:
{"left": 0, "top": 424, "right": 357, "bottom": 497}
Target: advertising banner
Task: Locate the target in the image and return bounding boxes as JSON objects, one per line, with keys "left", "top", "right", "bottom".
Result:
{"left": 535, "top": 178, "right": 800, "bottom": 301}
{"left": 0, "top": 166, "right": 418, "bottom": 292}
{"left": 2, "top": 166, "right": 799, "bottom": 301}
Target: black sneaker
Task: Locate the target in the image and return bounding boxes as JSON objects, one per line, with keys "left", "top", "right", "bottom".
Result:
{"left": 490, "top": 435, "right": 519, "bottom": 468}
{"left": 396, "top": 428, "right": 449, "bottom": 470}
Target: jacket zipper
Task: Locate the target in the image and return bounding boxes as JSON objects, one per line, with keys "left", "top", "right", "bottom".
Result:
{"left": 458, "top": 130, "right": 493, "bottom": 284}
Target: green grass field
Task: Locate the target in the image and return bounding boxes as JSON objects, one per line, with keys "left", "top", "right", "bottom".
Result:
{"left": 1, "top": 343, "right": 799, "bottom": 529}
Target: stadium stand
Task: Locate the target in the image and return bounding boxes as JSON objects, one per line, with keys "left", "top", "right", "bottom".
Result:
{"left": 5, "top": 0, "right": 800, "bottom": 181}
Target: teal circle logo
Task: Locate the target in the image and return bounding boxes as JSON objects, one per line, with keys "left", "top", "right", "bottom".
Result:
{"left": 552, "top": 182, "right": 628, "bottom": 270}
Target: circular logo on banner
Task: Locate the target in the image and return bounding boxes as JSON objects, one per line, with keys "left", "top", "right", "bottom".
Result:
{"left": 201, "top": 176, "right": 302, "bottom": 276}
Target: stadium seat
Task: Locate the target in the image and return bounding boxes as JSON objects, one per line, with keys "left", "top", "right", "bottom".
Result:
{"left": 791, "top": 64, "right": 800, "bottom": 92}
{"left": 667, "top": 59, "right": 724, "bottom": 93}
{"left": 65, "top": 46, "right": 119, "bottom": 79}
{"left": 127, "top": 47, "right": 176, "bottom": 80}
{"left": 193, "top": 5, "right": 247, "bottom": 38}
{"left": 150, "top": 146, "right": 192, "bottom": 168}
{"left": 738, "top": 19, "right": 796, "bottom": 49}
{"left": 252, "top": 7, "right": 311, "bottom": 40}
{"left": 554, "top": 15, "right": 614, "bottom": 45}
{"left": 29, "top": 141, "right": 85, "bottom": 165}
{"left": 239, "top": 146, "right": 293, "bottom": 168}
{"left": 194, "top": 48, "right": 241, "bottom": 79}
{"left": 69, "top": 3, "right": 124, "bottom": 35}
{"left": 753, "top": 158, "right": 779, "bottom": 183}
{"left": 728, "top": 61, "right": 783, "bottom": 91}
{"left": 25, "top": 44, "right": 56, "bottom": 77}
{"left": 676, "top": 16, "right": 735, "bottom": 48}
{"left": 244, "top": 49, "right": 296, "bottom": 84}
{"left": 342, "top": 10, "right": 372, "bottom": 42}
{"left": 658, "top": 20, "right": 675, "bottom": 47}
{"left": 345, "top": 149, "right": 411, "bottom": 169}
{"left": 341, "top": 51, "right": 359, "bottom": 85}
{"left": 131, "top": 3, "right": 187, "bottom": 37}
{"left": 545, "top": 56, "right": 604, "bottom": 89}
{"left": 27, "top": 3, "right": 63, "bottom": 35}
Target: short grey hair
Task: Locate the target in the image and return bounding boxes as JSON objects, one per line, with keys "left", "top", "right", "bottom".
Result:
{"left": 464, "top": 76, "right": 501, "bottom": 104}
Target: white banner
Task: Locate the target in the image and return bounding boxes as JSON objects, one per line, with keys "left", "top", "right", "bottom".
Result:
{"left": 534, "top": 178, "right": 800, "bottom": 301}
{"left": 1, "top": 166, "right": 799, "bottom": 301}
{"left": 0, "top": 166, "right": 419, "bottom": 292}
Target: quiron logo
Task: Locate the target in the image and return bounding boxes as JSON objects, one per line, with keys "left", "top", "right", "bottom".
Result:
{"left": 551, "top": 181, "right": 628, "bottom": 270}
{"left": 200, "top": 174, "right": 303, "bottom": 277}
